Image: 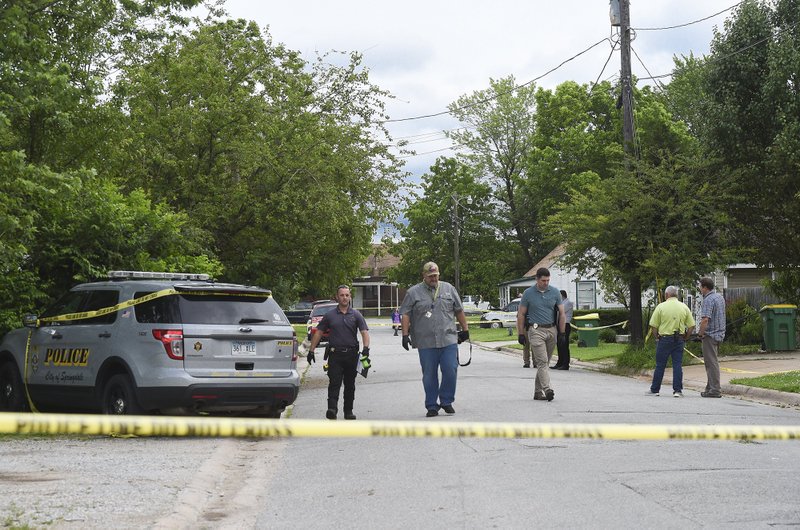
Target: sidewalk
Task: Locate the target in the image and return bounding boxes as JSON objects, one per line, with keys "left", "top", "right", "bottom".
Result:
{"left": 477, "top": 340, "right": 800, "bottom": 408}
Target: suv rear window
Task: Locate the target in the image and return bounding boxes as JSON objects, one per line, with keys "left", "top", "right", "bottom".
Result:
{"left": 134, "top": 292, "right": 286, "bottom": 325}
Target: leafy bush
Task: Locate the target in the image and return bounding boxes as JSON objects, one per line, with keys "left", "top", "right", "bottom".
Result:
{"left": 726, "top": 299, "right": 761, "bottom": 345}
{"left": 599, "top": 327, "right": 617, "bottom": 343}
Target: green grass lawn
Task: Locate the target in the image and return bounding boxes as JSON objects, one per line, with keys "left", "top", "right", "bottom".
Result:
{"left": 730, "top": 371, "right": 800, "bottom": 394}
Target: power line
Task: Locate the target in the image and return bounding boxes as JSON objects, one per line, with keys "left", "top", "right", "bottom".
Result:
{"left": 382, "top": 36, "right": 611, "bottom": 124}
{"left": 637, "top": 18, "right": 800, "bottom": 82}
{"left": 589, "top": 35, "right": 620, "bottom": 94}
{"left": 632, "top": 1, "right": 744, "bottom": 31}
{"left": 630, "top": 45, "right": 669, "bottom": 93}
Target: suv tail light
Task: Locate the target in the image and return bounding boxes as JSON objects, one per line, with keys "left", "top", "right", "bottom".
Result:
{"left": 153, "top": 329, "right": 184, "bottom": 360}
{"left": 292, "top": 330, "right": 298, "bottom": 361}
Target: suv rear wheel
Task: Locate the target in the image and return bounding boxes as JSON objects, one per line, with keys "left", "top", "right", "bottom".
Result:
{"left": 0, "top": 360, "right": 29, "bottom": 412}
{"left": 102, "top": 374, "right": 143, "bottom": 415}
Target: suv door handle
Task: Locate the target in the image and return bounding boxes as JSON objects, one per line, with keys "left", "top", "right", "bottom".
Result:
{"left": 98, "top": 331, "right": 112, "bottom": 338}
{"left": 50, "top": 331, "right": 63, "bottom": 339}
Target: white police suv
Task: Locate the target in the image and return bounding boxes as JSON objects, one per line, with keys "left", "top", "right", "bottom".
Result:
{"left": 0, "top": 271, "right": 299, "bottom": 417}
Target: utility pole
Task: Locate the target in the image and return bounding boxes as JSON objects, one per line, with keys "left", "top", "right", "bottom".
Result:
{"left": 619, "top": 0, "right": 635, "bottom": 157}
{"left": 452, "top": 193, "right": 461, "bottom": 294}
{"left": 617, "top": 0, "right": 644, "bottom": 345}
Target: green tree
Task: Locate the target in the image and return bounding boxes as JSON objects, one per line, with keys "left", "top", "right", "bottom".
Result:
{"left": 447, "top": 76, "right": 539, "bottom": 269}
{"left": 523, "top": 80, "right": 624, "bottom": 253}
{"left": 108, "top": 20, "right": 405, "bottom": 302}
{"left": 549, "top": 154, "right": 734, "bottom": 343}
{"left": 390, "top": 157, "right": 512, "bottom": 303}
{"left": 669, "top": 0, "right": 800, "bottom": 302}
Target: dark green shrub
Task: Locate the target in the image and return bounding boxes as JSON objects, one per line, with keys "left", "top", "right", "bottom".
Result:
{"left": 599, "top": 328, "right": 617, "bottom": 343}
{"left": 726, "top": 299, "right": 761, "bottom": 345}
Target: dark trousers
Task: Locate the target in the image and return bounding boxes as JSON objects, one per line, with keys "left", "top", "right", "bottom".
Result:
{"left": 327, "top": 349, "right": 359, "bottom": 413}
{"left": 555, "top": 324, "right": 571, "bottom": 367}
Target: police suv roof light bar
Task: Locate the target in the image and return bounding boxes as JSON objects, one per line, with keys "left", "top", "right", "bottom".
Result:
{"left": 107, "top": 271, "right": 211, "bottom": 281}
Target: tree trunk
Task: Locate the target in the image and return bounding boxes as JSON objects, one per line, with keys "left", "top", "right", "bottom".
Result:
{"left": 628, "top": 276, "right": 644, "bottom": 345}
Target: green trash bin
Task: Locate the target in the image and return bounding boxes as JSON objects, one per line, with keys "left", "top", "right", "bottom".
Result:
{"left": 574, "top": 313, "right": 601, "bottom": 347}
{"left": 760, "top": 304, "right": 797, "bottom": 351}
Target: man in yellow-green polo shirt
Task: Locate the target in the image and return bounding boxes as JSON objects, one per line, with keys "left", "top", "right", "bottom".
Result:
{"left": 646, "top": 285, "right": 695, "bottom": 397}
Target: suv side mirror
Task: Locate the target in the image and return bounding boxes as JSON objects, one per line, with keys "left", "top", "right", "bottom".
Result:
{"left": 23, "top": 314, "right": 39, "bottom": 328}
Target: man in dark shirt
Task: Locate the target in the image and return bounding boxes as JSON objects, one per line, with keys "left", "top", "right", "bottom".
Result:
{"left": 308, "top": 285, "right": 370, "bottom": 420}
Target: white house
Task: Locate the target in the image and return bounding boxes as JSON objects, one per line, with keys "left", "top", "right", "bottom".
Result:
{"left": 497, "top": 245, "right": 626, "bottom": 310}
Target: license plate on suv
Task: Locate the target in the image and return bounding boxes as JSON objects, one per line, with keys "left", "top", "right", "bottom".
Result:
{"left": 232, "top": 341, "right": 257, "bottom": 355}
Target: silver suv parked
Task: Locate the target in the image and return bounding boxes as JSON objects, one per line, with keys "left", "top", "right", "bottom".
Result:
{"left": 0, "top": 271, "right": 299, "bottom": 417}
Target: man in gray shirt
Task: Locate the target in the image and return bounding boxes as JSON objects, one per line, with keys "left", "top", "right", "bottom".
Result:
{"left": 399, "top": 262, "right": 470, "bottom": 417}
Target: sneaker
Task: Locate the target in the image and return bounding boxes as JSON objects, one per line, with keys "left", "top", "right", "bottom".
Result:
{"left": 554, "top": 365, "right": 569, "bottom": 370}
{"left": 325, "top": 409, "right": 337, "bottom": 420}
{"left": 701, "top": 391, "right": 722, "bottom": 398}
{"left": 533, "top": 392, "right": 547, "bottom": 401}
{"left": 645, "top": 390, "right": 659, "bottom": 396}
{"left": 344, "top": 411, "right": 357, "bottom": 420}
{"left": 441, "top": 404, "right": 455, "bottom": 414}
{"left": 523, "top": 363, "right": 530, "bottom": 368}
{"left": 545, "top": 389, "right": 555, "bottom": 402}
{"left": 426, "top": 409, "right": 439, "bottom": 417}
{"left": 673, "top": 391, "right": 683, "bottom": 398}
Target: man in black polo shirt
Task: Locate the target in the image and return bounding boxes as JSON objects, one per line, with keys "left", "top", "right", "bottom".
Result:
{"left": 308, "top": 285, "right": 370, "bottom": 420}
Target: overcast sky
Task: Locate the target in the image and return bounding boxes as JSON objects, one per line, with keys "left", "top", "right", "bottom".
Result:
{"left": 213, "top": 0, "right": 740, "bottom": 182}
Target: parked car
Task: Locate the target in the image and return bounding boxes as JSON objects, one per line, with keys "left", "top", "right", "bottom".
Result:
{"left": 0, "top": 270, "right": 299, "bottom": 417}
{"left": 479, "top": 298, "right": 521, "bottom": 328}
{"left": 284, "top": 300, "right": 313, "bottom": 323}
{"left": 461, "top": 294, "right": 491, "bottom": 315}
{"left": 307, "top": 302, "right": 338, "bottom": 343}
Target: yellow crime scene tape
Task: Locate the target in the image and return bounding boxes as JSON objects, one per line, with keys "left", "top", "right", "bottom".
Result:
{"left": 2, "top": 412, "right": 800, "bottom": 441}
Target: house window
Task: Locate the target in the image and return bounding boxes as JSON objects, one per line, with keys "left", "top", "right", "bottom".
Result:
{"left": 576, "top": 281, "right": 596, "bottom": 310}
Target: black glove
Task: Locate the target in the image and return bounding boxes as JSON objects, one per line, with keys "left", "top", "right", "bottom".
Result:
{"left": 361, "top": 346, "right": 370, "bottom": 358}
{"left": 307, "top": 350, "right": 315, "bottom": 364}
{"left": 402, "top": 335, "right": 411, "bottom": 351}
{"left": 457, "top": 330, "right": 470, "bottom": 344}
{"left": 518, "top": 334, "right": 527, "bottom": 346}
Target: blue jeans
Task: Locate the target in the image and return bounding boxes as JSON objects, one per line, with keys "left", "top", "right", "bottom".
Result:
{"left": 418, "top": 344, "right": 458, "bottom": 410}
{"left": 651, "top": 335, "right": 684, "bottom": 393}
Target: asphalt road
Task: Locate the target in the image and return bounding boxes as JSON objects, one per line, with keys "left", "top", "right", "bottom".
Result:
{"left": 2, "top": 321, "right": 800, "bottom": 528}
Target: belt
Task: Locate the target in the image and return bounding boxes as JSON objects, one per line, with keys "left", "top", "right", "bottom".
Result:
{"left": 530, "top": 323, "right": 555, "bottom": 328}
{"left": 330, "top": 346, "right": 359, "bottom": 353}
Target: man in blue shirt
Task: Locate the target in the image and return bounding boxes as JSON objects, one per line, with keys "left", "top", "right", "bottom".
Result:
{"left": 516, "top": 268, "right": 566, "bottom": 402}
{"left": 308, "top": 285, "right": 370, "bottom": 420}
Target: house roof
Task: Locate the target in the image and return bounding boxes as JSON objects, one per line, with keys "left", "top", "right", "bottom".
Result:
{"left": 360, "top": 244, "right": 400, "bottom": 276}
{"left": 524, "top": 244, "right": 567, "bottom": 277}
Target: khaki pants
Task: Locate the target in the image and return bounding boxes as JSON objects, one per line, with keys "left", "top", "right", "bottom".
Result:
{"left": 527, "top": 326, "right": 556, "bottom": 395}
{"left": 522, "top": 328, "right": 553, "bottom": 366}
{"left": 701, "top": 335, "right": 722, "bottom": 394}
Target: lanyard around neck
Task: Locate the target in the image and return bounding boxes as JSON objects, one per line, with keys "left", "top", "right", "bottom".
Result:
{"left": 429, "top": 282, "right": 440, "bottom": 309}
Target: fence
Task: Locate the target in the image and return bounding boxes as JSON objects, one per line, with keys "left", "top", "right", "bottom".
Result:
{"left": 724, "top": 287, "right": 778, "bottom": 308}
